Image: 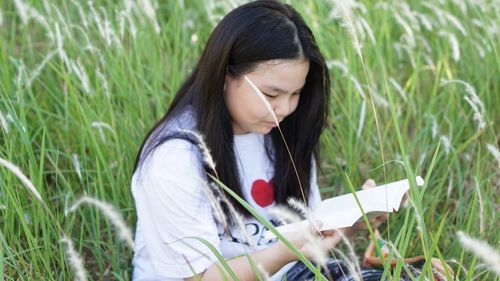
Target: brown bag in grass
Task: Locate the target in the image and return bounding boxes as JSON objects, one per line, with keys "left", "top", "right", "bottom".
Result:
{"left": 363, "top": 229, "right": 454, "bottom": 281}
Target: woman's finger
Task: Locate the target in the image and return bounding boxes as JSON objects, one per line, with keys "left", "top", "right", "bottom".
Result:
{"left": 362, "top": 179, "right": 376, "bottom": 190}
{"left": 322, "top": 231, "right": 342, "bottom": 250}
{"left": 401, "top": 192, "right": 409, "bottom": 208}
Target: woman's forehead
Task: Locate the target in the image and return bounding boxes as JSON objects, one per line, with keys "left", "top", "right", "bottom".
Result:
{"left": 256, "top": 58, "right": 309, "bottom": 69}
{"left": 248, "top": 59, "right": 309, "bottom": 91}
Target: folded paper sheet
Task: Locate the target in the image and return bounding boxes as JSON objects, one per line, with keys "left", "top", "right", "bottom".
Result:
{"left": 265, "top": 176, "right": 424, "bottom": 239}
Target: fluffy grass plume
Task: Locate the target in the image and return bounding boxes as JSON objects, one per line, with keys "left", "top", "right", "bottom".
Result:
{"left": 486, "top": 144, "right": 500, "bottom": 168}
{"left": 179, "top": 129, "right": 217, "bottom": 173}
{"left": 0, "top": 110, "right": 9, "bottom": 133}
{"left": 457, "top": 231, "right": 500, "bottom": 275}
{"left": 441, "top": 79, "right": 486, "bottom": 130}
{"left": 61, "top": 234, "right": 88, "bottom": 281}
{"left": 66, "top": 196, "right": 135, "bottom": 249}
{"left": 0, "top": 156, "right": 44, "bottom": 204}
{"left": 268, "top": 205, "right": 302, "bottom": 225}
{"left": 202, "top": 181, "right": 229, "bottom": 232}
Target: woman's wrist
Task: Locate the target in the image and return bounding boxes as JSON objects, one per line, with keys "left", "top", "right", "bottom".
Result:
{"left": 273, "top": 239, "right": 300, "bottom": 264}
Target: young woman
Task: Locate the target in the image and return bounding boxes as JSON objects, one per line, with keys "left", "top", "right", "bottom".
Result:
{"left": 131, "top": 1, "right": 387, "bottom": 280}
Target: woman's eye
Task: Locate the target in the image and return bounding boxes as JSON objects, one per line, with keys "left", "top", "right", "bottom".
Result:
{"left": 292, "top": 91, "right": 301, "bottom": 96}
{"left": 263, "top": 93, "right": 277, "bottom": 99}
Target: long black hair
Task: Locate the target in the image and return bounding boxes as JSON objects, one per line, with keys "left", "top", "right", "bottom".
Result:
{"left": 134, "top": 0, "right": 330, "bottom": 219}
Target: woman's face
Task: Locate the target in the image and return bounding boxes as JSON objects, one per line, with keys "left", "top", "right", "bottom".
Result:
{"left": 223, "top": 58, "right": 310, "bottom": 135}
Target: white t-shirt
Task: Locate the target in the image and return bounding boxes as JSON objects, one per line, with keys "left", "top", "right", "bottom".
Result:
{"left": 131, "top": 119, "right": 321, "bottom": 280}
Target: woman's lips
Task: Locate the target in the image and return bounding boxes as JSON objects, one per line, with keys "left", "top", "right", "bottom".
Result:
{"left": 265, "top": 121, "right": 278, "bottom": 127}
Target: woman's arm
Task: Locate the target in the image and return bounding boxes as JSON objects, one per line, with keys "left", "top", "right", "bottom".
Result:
{"left": 186, "top": 222, "right": 343, "bottom": 281}
{"left": 185, "top": 241, "right": 293, "bottom": 281}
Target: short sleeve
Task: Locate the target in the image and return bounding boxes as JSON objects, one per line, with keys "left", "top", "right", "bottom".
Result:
{"left": 132, "top": 140, "right": 220, "bottom": 279}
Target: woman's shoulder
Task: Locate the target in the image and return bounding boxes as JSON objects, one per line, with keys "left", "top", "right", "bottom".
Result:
{"left": 148, "top": 138, "right": 200, "bottom": 165}
{"left": 134, "top": 138, "right": 204, "bottom": 182}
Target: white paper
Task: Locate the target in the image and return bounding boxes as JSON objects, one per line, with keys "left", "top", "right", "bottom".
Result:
{"left": 265, "top": 176, "right": 424, "bottom": 239}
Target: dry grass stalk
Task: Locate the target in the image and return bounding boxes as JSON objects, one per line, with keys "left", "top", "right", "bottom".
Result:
{"left": 70, "top": 59, "right": 91, "bottom": 94}
{"left": 394, "top": 13, "right": 415, "bottom": 47}
{"left": 438, "top": 31, "right": 460, "bottom": 62}
{"left": 200, "top": 180, "right": 228, "bottom": 232}
{"left": 71, "top": 154, "right": 82, "bottom": 181}
{"left": 486, "top": 144, "right": 500, "bottom": 168}
{"left": 305, "top": 230, "right": 328, "bottom": 266}
{"left": 0, "top": 110, "right": 9, "bottom": 134}
{"left": 91, "top": 121, "right": 113, "bottom": 141}
{"left": 326, "top": 59, "right": 349, "bottom": 76}
{"left": 26, "top": 50, "right": 58, "bottom": 87}
{"left": 178, "top": 129, "right": 217, "bottom": 175}
{"left": 96, "top": 70, "right": 110, "bottom": 97}
{"left": 243, "top": 76, "right": 279, "bottom": 125}
{"left": 283, "top": 198, "right": 337, "bottom": 269}
{"left": 66, "top": 196, "right": 135, "bottom": 249}
{"left": 389, "top": 78, "right": 408, "bottom": 102}
{"left": 356, "top": 100, "right": 366, "bottom": 137}
{"left": 207, "top": 181, "right": 252, "bottom": 245}
{"left": 336, "top": 230, "right": 362, "bottom": 281}
{"left": 268, "top": 205, "right": 302, "bottom": 225}
{"left": 0, "top": 157, "right": 44, "bottom": 204}
{"left": 286, "top": 197, "right": 310, "bottom": 219}
{"left": 61, "top": 233, "right": 88, "bottom": 281}
{"left": 473, "top": 178, "right": 484, "bottom": 234}
{"left": 440, "top": 135, "right": 452, "bottom": 155}
{"left": 431, "top": 116, "right": 439, "bottom": 138}
{"left": 330, "top": 1, "right": 363, "bottom": 57}
{"left": 441, "top": 79, "right": 486, "bottom": 131}
{"left": 140, "top": 0, "right": 160, "bottom": 34}
{"left": 350, "top": 75, "right": 366, "bottom": 99}
{"left": 457, "top": 231, "right": 500, "bottom": 275}
{"left": 331, "top": 248, "right": 359, "bottom": 280}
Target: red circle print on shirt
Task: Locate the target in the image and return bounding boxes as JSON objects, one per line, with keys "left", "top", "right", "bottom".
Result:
{"left": 251, "top": 178, "right": 274, "bottom": 207}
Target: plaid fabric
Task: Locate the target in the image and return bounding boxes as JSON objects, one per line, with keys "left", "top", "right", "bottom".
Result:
{"left": 285, "top": 259, "right": 409, "bottom": 281}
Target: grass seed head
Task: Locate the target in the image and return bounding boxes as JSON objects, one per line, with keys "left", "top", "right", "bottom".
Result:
{"left": 286, "top": 197, "right": 310, "bottom": 219}
{"left": 0, "top": 157, "right": 44, "bottom": 204}
{"left": 457, "top": 231, "right": 500, "bottom": 275}
{"left": 178, "top": 129, "right": 216, "bottom": 173}
{"left": 66, "top": 196, "right": 135, "bottom": 249}
{"left": 71, "top": 154, "right": 82, "bottom": 181}
{"left": 0, "top": 111, "right": 9, "bottom": 134}
{"left": 61, "top": 234, "right": 88, "bottom": 281}
{"left": 268, "top": 205, "right": 302, "bottom": 225}
{"left": 486, "top": 144, "right": 500, "bottom": 168}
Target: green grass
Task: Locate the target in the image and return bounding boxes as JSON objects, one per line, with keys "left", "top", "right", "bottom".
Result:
{"left": 0, "top": 0, "right": 499, "bottom": 280}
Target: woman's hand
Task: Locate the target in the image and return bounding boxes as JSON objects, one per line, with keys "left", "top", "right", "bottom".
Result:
{"left": 351, "top": 179, "right": 387, "bottom": 231}
{"left": 280, "top": 221, "right": 343, "bottom": 263}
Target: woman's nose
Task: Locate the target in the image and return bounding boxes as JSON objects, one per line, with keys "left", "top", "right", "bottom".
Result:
{"left": 273, "top": 96, "right": 291, "bottom": 117}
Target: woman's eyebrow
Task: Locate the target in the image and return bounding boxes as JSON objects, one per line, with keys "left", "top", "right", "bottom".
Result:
{"left": 262, "top": 85, "right": 304, "bottom": 94}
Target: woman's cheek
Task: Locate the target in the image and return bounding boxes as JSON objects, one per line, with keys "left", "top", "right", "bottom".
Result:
{"left": 289, "top": 96, "right": 300, "bottom": 114}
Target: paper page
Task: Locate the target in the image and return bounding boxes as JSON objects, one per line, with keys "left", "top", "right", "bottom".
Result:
{"left": 265, "top": 176, "right": 424, "bottom": 239}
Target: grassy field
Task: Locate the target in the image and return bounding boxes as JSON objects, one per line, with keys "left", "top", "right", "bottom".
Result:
{"left": 0, "top": 0, "right": 499, "bottom": 280}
